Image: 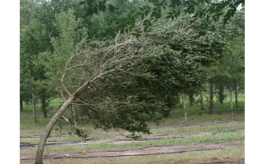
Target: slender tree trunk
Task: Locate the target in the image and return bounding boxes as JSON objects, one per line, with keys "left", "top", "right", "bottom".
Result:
{"left": 230, "top": 89, "right": 233, "bottom": 108}
{"left": 200, "top": 91, "right": 204, "bottom": 110}
{"left": 188, "top": 93, "right": 194, "bottom": 106}
{"left": 235, "top": 86, "right": 238, "bottom": 108}
{"left": 71, "top": 104, "right": 77, "bottom": 134}
{"left": 176, "top": 94, "right": 181, "bottom": 117}
{"left": 230, "top": 88, "right": 234, "bottom": 120}
{"left": 20, "top": 99, "right": 23, "bottom": 112}
{"left": 209, "top": 80, "right": 214, "bottom": 114}
{"left": 182, "top": 93, "right": 187, "bottom": 123}
{"left": 41, "top": 98, "right": 48, "bottom": 118}
{"left": 35, "top": 97, "right": 73, "bottom": 164}
{"left": 32, "top": 92, "right": 37, "bottom": 123}
{"left": 219, "top": 86, "right": 225, "bottom": 104}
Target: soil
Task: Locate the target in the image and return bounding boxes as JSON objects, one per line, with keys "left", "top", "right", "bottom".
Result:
{"left": 20, "top": 119, "right": 245, "bottom": 163}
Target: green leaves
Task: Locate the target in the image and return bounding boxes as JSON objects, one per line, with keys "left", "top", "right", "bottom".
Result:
{"left": 76, "top": 128, "right": 88, "bottom": 139}
{"left": 80, "top": 0, "right": 116, "bottom": 16}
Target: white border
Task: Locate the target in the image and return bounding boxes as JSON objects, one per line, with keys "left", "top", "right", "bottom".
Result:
{"left": 245, "top": 0, "right": 265, "bottom": 163}
{"left": 0, "top": 0, "right": 20, "bottom": 163}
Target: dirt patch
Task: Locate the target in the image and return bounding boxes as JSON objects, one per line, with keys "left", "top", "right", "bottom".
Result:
{"left": 21, "top": 132, "right": 212, "bottom": 149}
{"left": 21, "top": 141, "right": 244, "bottom": 161}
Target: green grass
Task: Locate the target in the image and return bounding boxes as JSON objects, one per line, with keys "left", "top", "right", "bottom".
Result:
{"left": 21, "top": 131, "right": 244, "bottom": 156}
{"left": 20, "top": 104, "right": 244, "bottom": 164}
{"left": 21, "top": 144, "right": 244, "bottom": 164}
{"left": 22, "top": 97, "right": 63, "bottom": 111}
{"left": 152, "top": 121, "right": 244, "bottom": 134}
{"left": 151, "top": 112, "right": 244, "bottom": 127}
{"left": 20, "top": 110, "right": 244, "bottom": 137}
{"left": 20, "top": 121, "right": 244, "bottom": 144}
{"left": 90, "top": 146, "right": 244, "bottom": 164}
{"left": 38, "top": 131, "right": 244, "bottom": 153}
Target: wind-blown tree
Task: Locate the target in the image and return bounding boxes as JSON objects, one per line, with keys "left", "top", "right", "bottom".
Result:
{"left": 31, "top": 1, "right": 245, "bottom": 163}
{"left": 34, "top": 9, "right": 230, "bottom": 162}
{"left": 34, "top": 10, "right": 151, "bottom": 163}
{"left": 35, "top": 28, "right": 157, "bottom": 164}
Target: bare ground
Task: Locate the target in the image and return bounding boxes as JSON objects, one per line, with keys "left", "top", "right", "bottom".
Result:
{"left": 20, "top": 118, "right": 244, "bottom": 163}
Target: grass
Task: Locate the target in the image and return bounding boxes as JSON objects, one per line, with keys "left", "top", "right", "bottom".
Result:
{"left": 88, "top": 146, "right": 244, "bottom": 164}
{"left": 20, "top": 109, "right": 244, "bottom": 136}
{"left": 151, "top": 112, "right": 244, "bottom": 126}
{"left": 28, "top": 131, "right": 243, "bottom": 153}
{"left": 20, "top": 93, "right": 245, "bottom": 163}
{"left": 21, "top": 121, "right": 244, "bottom": 144}
{"left": 151, "top": 121, "right": 244, "bottom": 134}
{"left": 21, "top": 146, "right": 244, "bottom": 164}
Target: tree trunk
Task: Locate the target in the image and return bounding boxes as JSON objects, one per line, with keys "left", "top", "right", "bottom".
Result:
{"left": 219, "top": 86, "right": 225, "bottom": 104}
{"left": 230, "top": 88, "right": 234, "bottom": 120}
{"left": 182, "top": 93, "right": 187, "bottom": 123}
{"left": 200, "top": 91, "right": 204, "bottom": 110}
{"left": 41, "top": 98, "right": 48, "bottom": 118}
{"left": 188, "top": 93, "right": 194, "bottom": 106}
{"left": 71, "top": 104, "right": 77, "bottom": 134}
{"left": 35, "top": 97, "right": 73, "bottom": 164}
{"left": 235, "top": 86, "right": 238, "bottom": 108}
{"left": 20, "top": 99, "right": 23, "bottom": 112}
{"left": 32, "top": 92, "right": 37, "bottom": 123}
{"left": 209, "top": 80, "right": 214, "bottom": 114}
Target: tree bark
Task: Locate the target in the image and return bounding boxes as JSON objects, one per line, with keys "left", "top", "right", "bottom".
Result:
{"left": 182, "top": 93, "right": 187, "bottom": 123}
{"left": 32, "top": 92, "right": 37, "bottom": 123}
{"left": 35, "top": 97, "right": 73, "bottom": 164}
{"left": 219, "top": 86, "right": 225, "bottom": 104}
{"left": 20, "top": 99, "right": 23, "bottom": 112}
{"left": 200, "top": 91, "right": 204, "bottom": 110}
{"left": 188, "top": 93, "right": 194, "bottom": 106}
{"left": 209, "top": 80, "right": 214, "bottom": 114}
{"left": 71, "top": 104, "right": 77, "bottom": 134}
{"left": 230, "top": 88, "right": 234, "bottom": 120}
{"left": 235, "top": 86, "right": 238, "bottom": 108}
{"left": 41, "top": 98, "right": 48, "bottom": 118}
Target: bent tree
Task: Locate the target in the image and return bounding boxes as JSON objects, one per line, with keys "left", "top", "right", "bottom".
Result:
{"left": 35, "top": 34, "right": 145, "bottom": 163}
{"left": 34, "top": 7, "right": 240, "bottom": 163}
{"left": 36, "top": 26, "right": 152, "bottom": 161}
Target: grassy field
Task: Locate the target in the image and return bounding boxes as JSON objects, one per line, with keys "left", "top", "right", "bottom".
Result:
{"left": 20, "top": 92, "right": 244, "bottom": 163}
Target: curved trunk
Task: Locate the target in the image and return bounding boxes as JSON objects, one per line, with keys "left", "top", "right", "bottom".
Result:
{"left": 35, "top": 97, "right": 73, "bottom": 164}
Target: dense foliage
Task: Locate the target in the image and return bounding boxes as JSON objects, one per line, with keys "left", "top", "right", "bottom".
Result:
{"left": 20, "top": 0, "right": 244, "bottom": 137}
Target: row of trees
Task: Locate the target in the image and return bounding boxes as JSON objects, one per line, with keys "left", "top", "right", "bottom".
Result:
{"left": 20, "top": 0, "right": 244, "bottom": 163}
